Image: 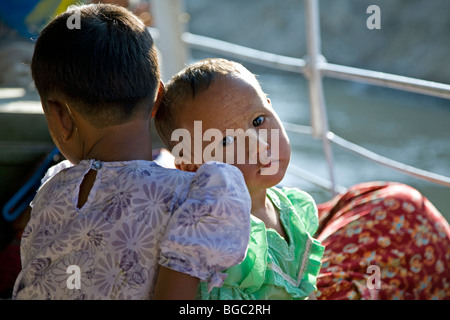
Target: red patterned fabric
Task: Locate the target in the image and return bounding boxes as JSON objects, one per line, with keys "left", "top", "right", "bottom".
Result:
{"left": 315, "top": 181, "right": 450, "bottom": 300}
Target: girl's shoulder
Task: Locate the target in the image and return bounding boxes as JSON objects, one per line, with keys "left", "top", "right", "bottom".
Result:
{"left": 40, "top": 159, "right": 73, "bottom": 186}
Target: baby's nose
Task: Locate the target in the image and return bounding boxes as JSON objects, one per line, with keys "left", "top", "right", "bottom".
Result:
{"left": 247, "top": 130, "right": 270, "bottom": 163}
{"left": 257, "top": 134, "right": 271, "bottom": 165}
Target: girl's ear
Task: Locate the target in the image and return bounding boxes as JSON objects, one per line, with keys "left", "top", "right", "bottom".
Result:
{"left": 151, "top": 80, "right": 165, "bottom": 118}
{"left": 45, "top": 99, "right": 75, "bottom": 142}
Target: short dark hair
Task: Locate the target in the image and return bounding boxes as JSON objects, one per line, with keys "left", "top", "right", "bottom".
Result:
{"left": 31, "top": 3, "right": 160, "bottom": 127}
{"left": 155, "top": 58, "right": 262, "bottom": 150}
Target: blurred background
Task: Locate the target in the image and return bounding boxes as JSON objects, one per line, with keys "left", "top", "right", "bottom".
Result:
{"left": 0, "top": 0, "right": 449, "bottom": 298}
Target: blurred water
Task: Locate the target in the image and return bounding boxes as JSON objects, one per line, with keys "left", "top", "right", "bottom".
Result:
{"left": 191, "top": 50, "right": 450, "bottom": 221}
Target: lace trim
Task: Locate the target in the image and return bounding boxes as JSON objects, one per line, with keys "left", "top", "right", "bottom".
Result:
{"left": 267, "top": 236, "right": 313, "bottom": 287}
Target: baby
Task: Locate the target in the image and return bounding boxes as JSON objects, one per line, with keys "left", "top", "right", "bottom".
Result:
{"left": 155, "top": 58, "right": 324, "bottom": 299}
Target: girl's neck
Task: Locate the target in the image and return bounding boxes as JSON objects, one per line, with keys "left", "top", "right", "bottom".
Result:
{"left": 81, "top": 118, "right": 154, "bottom": 162}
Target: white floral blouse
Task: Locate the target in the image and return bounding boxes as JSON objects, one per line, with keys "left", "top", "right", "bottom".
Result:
{"left": 12, "top": 159, "right": 251, "bottom": 300}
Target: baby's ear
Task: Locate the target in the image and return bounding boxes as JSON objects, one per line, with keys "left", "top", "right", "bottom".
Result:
{"left": 175, "top": 162, "right": 200, "bottom": 172}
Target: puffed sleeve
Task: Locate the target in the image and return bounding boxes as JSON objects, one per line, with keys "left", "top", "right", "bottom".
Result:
{"left": 158, "top": 161, "right": 251, "bottom": 291}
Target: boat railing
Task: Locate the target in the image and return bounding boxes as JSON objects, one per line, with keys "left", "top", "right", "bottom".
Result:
{"left": 149, "top": 0, "right": 450, "bottom": 194}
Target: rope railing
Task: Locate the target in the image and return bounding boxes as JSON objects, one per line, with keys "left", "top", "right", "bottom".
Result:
{"left": 159, "top": 30, "right": 450, "bottom": 101}
{"left": 283, "top": 122, "right": 450, "bottom": 188}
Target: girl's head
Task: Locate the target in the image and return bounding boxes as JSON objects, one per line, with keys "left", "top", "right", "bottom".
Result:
{"left": 32, "top": 3, "right": 160, "bottom": 128}
{"left": 31, "top": 3, "right": 161, "bottom": 163}
{"left": 155, "top": 58, "right": 291, "bottom": 193}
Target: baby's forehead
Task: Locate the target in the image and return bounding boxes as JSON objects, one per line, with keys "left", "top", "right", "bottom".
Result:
{"left": 192, "top": 76, "right": 266, "bottom": 125}
{"left": 201, "top": 77, "right": 260, "bottom": 112}
{"left": 211, "top": 74, "right": 264, "bottom": 98}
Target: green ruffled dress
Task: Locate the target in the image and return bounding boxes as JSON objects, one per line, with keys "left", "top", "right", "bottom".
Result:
{"left": 196, "top": 186, "right": 325, "bottom": 300}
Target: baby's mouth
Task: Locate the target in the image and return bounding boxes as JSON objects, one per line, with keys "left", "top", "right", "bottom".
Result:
{"left": 262, "top": 161, "right": 272, "bottom": 168}
{"left": 258, "top": 159, "right": 280, "bottom": 176}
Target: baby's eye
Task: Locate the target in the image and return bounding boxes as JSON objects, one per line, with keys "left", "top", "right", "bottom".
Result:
{"left": 222, "top": 135, "right": 234, "bottom": 146}
{"left": 252, "top": 116, "right": 264, "bottom": 127}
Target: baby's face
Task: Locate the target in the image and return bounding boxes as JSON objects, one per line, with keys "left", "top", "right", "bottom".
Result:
{"left": 175, "top": 75, "right": 291, "bottom": 194}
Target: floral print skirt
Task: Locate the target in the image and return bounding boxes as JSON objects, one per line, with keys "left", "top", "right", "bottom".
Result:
{"left": 315, "top": 181, "right": 450, "bottom": 300}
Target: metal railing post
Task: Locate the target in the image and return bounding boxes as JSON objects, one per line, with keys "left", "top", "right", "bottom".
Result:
{"left": 150, "top": 0, "right": 189, "bottom": 82}
{"left": 304, "top": 0, "right": 338, "bottom": 194}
